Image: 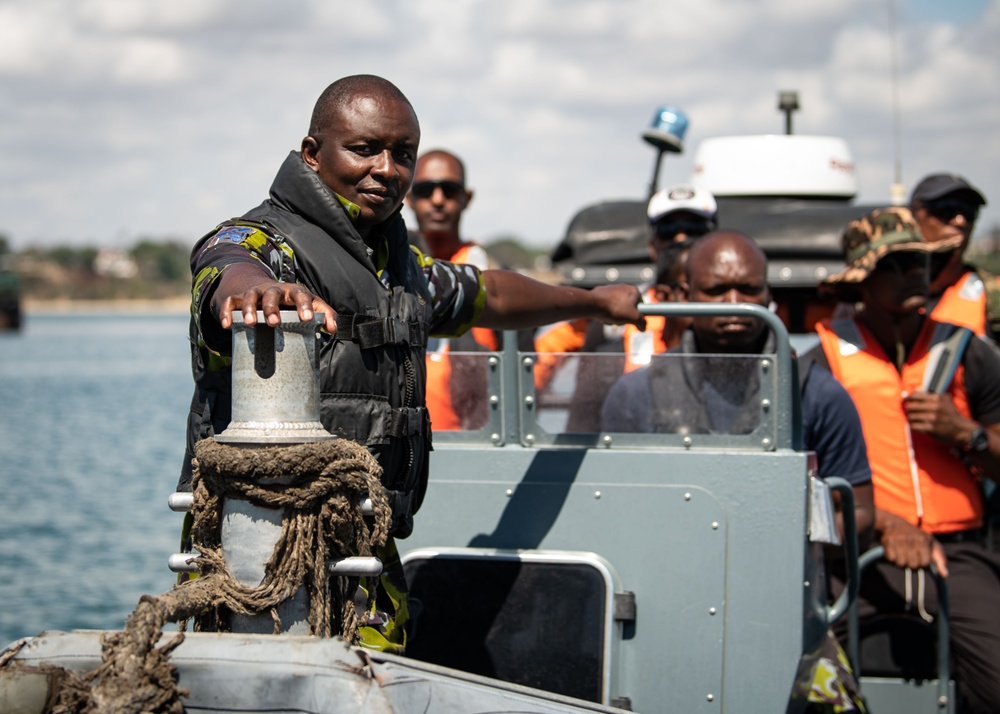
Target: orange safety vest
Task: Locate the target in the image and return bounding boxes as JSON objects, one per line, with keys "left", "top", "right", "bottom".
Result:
{"left": 425, "top": 243, "right": 498, "bottom": 431}
{"left": 931, "top": 270, "right": 987, "bottom": 336}
{"left": 816, "top": 317, "right": 982, "bottom": 534}
{"left": 534, "top": 289, "right": 672, "bottom": 385}
{"left": 533, "top": 318, "right": 589, "bottom": 391}
{"left": 447, "top": 243, "right": 499, "bottom": 351}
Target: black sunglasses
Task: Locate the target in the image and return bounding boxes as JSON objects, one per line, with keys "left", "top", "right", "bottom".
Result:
{"left": 653, "top": 219, "right": 713, "bottom": 240}
{"left": 411, "top": 180, "right": 465, "bottom": 200}
{"left": 924, "top": 197, "right": 980, "bottom": 224}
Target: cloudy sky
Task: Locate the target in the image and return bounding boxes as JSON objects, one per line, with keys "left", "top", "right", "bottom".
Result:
{"left": 1, "top": 0, "right": 997, "bottom": 254}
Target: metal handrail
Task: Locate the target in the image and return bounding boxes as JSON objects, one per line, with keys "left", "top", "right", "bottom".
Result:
{"left": 847, "top": 545, "right": 951, "bottom": 705}
{"left": 636, "top": 305, "right": 794, "bottom": 450}
{"left": 824, "top": 477, "right": 859, "bottom": 624}
{"left": 508, "top": 302, "right": 797, "bottom": 449}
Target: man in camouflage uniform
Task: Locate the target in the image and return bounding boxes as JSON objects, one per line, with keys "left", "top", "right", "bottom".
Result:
{"left": 180, "top": 74, "right": 643, "bottom": 652}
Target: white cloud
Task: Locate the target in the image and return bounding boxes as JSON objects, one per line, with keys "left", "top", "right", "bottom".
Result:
{"left": 0, "top": 2, "right": 74, "bottom": 75}
{"left": 111, "top": 37, "right": 188, "bottom": 84}
{"left": 0, "top": 0, "right": 998, "bottom": 251}
{"left": 76, "top": 0, "right": 226, "bottom": 32}
{"left": 0, "top": 0, "right": 194, "bottom": 85}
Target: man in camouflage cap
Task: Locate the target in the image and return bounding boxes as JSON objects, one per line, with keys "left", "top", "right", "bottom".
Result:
{"left": 818, "top": 206, "right": 962, "bottom": 299}
{"left": 807, "top": 206, "right": 1000, "bottom": 713}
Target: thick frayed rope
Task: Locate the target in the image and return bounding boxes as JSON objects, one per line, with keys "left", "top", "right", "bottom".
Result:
{"left": 188, "top": 438, "right": 391, "bottom": 638}
{"left": 1, "top": 437, "right": 388, "bottom": 714}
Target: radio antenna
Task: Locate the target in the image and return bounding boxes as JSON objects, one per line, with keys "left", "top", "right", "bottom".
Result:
{"left": 888, "top": 0, "right": 906, "bottom": 204}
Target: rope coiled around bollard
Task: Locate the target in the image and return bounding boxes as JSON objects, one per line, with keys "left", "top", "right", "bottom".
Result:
{"left": 188, "top": 437, "right": 391, "bottom": 638}
{"left": 1, "top": 437, "right": 390, "bottom": 714}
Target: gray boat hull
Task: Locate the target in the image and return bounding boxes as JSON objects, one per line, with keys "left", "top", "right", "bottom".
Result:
{"left": 2, "top": 630, "right": 626, "bottom": 714}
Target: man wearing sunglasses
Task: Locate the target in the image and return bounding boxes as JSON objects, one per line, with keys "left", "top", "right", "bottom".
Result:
{"left": 405, "top": 150, "right": 503, "bottom": 431}
{"left": 646, "top": 184, "right": 718, "bottom": 261}
{"left": 909, "top": 173, "right": 997, "bottom": 341}
{"left": 406, "top": 150, "right": 477, "bottom": 264}
{"left": 627, "top": 185, "right": 718, "bottom": 365}
{"left": 811, "top": 207, "right": 1000, "bottom": 714}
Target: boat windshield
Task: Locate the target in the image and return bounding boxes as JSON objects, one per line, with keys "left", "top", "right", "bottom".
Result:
{"left": 433, "top": 350, "right": 782, "bottom": 450}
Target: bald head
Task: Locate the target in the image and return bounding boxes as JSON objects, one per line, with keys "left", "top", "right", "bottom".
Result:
{"left": 685, "top": 231, "right": 767, "bottom": 288}
{"left": 416, "top": 149, "right": 467, "bottom": 185}
{"left": 684, "top": 231, "right": 771, "bottom": 353}
{"left": 309, "top": 74, "right": 415, "bottom": 138}
{"left": 300, "top": 75, "right": 420, "bottom": 238}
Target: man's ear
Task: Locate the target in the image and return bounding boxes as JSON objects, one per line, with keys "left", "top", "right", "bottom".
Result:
{"left": 301, "top": 136, "right": 320, "bottom": 171}
{"left": 463, "top": 188, "right": 475, "bottom": 209}
{"left": 678, "top": 280, "right": 690, "bottom": 301}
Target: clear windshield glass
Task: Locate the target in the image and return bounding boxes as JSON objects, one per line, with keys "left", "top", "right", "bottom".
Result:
{"left": 425, "top": 350, "right": 496, "bottom": 432}
{"left": 426, "top": 349, "right": 777, "bottom": 444}
{"left": 533, "top": 352, "right": 771, "bottom": 435}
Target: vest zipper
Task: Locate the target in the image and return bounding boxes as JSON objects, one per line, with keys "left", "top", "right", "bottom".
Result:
{"left": 902, "top": 419, "right": 924, "bottom": 523}
{"left": 402, "top": 348, "right": 417, "bottom": 476}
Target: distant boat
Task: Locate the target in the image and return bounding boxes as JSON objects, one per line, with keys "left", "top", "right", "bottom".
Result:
{"left": 0, "top": 267, "right": 20, "bottom": 331}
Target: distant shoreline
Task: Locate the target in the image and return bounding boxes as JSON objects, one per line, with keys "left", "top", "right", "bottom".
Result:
{"left": 23, "top": 297, "right": 190, "bottom": 314}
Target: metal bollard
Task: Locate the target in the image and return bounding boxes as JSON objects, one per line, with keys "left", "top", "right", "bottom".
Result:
{"left": 215, "top": 311, "right": 335, "bottom": 445}
{"left": 216, "top": 311, "right": 333, "bottom": 635}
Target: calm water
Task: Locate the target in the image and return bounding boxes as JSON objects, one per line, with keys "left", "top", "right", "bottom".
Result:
{"left": 0, "top": 311, "right": 192, "bottom": 646}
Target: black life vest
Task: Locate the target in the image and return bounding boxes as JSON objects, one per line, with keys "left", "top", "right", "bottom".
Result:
{"left": 187, "top": 152, "right": 433, "bottom": 537}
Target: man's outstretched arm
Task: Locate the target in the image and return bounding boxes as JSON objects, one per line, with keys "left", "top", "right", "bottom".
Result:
{"left": 478, "top": 270, "right": 645, "bottom": 331}
{"left": 202, "top": 262, "right": 642, "bottom": 342}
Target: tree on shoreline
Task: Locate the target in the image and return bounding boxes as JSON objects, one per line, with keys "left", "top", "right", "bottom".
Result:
{"left": 10, "top": 239, "right": 191, "bottom": 301}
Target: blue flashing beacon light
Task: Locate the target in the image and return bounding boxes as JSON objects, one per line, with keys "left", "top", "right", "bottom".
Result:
{"left": 642, "top": 105, "right": 688, "bottom": 154}
{"left": 643, "top": 105, "right": 688, "bottom": 198}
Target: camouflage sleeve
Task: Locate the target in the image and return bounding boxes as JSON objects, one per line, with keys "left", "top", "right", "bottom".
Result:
{"left": 191, "top": 222, "right": 295, "bottom": 352}
{"left": 410, "top": 245, "right": 487, "bottom": 338}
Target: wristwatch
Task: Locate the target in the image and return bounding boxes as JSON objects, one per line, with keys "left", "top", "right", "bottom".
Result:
{"left": 963, "top": 425, "right": 990, "bottom": 454}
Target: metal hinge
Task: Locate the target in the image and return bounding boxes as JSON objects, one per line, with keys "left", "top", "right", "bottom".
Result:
{"left": 610, "top": 695, "right": 632, "bottom": 710}
{"left": 614, "top": 591, "right": 636, "bottom": 623}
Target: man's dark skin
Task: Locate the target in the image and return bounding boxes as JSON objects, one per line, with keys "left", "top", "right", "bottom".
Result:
{"left": 855, "top": 250, "right": 1000, "bottom": 577}
{"left": 911, "top": 191, "right": 981, "bottom": 297}
{"left": 648, "top": 209, "right": 714, "bottom": 262}
{"left": 209, "top": 82, "right": 644, "bottom": 338}
{"left": 682, "top": 231, "right": 771, "bottom": 353}
{"left": 405, "top": 150, "right": 473, "bottom": 261}
{"left": 682, "top": 231, "right": 875, "bottom": 537}
{"left": 650, "top": 242, "right": 692, "bottom": 349}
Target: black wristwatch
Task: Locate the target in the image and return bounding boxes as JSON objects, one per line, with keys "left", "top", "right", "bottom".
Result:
{"left": 964, "top": 425, "right": 990, "bottom": 454}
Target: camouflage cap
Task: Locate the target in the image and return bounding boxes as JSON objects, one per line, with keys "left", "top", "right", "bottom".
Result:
{"left": 820, "top": 206, "right": 963, "bottom": 292}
